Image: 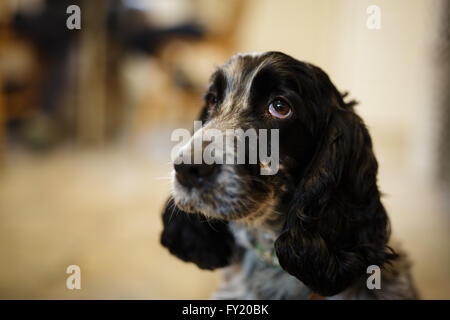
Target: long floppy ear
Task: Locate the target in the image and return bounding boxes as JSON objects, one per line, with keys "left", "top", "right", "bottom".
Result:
{"left": 275, "top": 67, "right": 397, "bottom": 296}
{"left": 160, "top": 105, "right": 236, "bottom": 270}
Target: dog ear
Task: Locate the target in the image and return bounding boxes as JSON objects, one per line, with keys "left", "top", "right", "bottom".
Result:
{"left": 160, "top": 197, "right": 236, "bottom": 270}
{"left": 275, "top": 67, "right": 397, "bottom": 296}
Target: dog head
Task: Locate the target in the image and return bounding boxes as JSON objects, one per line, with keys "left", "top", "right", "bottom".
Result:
{"left": 164, "top": 51, "right": 396, "bottom": 295}
{"left": 172, "top": 52, "right": 322, "bottom": 224}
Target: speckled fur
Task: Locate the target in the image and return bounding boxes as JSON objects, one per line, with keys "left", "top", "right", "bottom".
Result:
{"left": 161, "top": 51, "right": 419, "bottom": 299}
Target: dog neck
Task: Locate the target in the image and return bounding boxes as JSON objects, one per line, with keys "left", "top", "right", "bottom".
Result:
{"left": 229, "top": 206, "right": 286, "bottom": 269}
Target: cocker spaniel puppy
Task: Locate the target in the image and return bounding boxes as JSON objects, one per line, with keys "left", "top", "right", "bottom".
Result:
{"left": 160, "top": 51, "right": 418, "bottom": 299}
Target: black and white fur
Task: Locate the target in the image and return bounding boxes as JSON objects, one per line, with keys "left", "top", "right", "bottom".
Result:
{"left": 160, "top": 52, "right": 418, "bottom": 299}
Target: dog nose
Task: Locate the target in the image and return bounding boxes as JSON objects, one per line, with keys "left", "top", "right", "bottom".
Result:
{"left": 174, "top": 162, "right": 219, "bottom": 188}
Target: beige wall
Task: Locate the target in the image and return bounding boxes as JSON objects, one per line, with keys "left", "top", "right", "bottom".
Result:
{"left": 237, "top": 0, "right": 440, "bottom": 171}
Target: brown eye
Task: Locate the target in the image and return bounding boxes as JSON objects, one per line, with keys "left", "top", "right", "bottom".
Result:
{"left": 206, "top": 93, "right": 218, "bottom": 109}
{"left": 269, "top": 99, "right": 292, "bottom": 119}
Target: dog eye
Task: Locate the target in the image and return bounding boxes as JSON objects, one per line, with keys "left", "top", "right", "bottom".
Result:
{"left": 206, "top": 93, "right": 218, "bottom": 109}
{"left": 269, "top": 99, "right": 292, "bottom": 119}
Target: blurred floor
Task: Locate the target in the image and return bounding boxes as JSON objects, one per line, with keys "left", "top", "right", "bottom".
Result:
{"left": 0, "top": 129, "right": 449, "bottom": 299}
{"left": 0, "top": 134, "right": 221, "bottom": 299}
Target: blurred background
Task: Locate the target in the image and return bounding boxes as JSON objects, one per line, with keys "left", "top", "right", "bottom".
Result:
{"left": 0, "top": 0, "right": 449, "bottom": 299}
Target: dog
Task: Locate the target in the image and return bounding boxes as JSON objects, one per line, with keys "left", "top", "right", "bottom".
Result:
{"left": 160, "top": 51, "right": 418, "bottom": 299}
